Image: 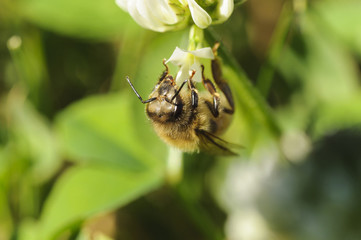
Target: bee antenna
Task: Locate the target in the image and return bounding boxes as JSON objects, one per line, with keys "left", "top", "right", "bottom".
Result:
{"left": 126, "top": 76, "right": 156, "bottom": 104}
{"left": 171, "top": 78, "right": 188, "bottom": 102}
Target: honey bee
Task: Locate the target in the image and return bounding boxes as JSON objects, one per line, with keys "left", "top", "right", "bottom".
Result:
{"left": 127, "top": 44, "right": 237, "bottom": 155}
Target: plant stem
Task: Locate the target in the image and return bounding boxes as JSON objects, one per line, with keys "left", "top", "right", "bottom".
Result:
{"left": 166, "top": 147, "right": 183, "bottom": 185}
{"left": 256, "top": 2, "right": 293, "bottom": 97}
{"left": 188, "top": 25, "right": 204, "bottom": 51}
{"left": 205, "top": 29, "right": 281, "bottom": 140}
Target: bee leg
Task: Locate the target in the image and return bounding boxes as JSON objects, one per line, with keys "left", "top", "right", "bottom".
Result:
{"left": 170, "top": 78, "right": 188, "bottom": 102}
{"left": 158, "top": 59, "right": 169, "bottom": 82}
{"left": 211, "top": 44, "right": 235, "bottom": 114}
{"left": 201, "top": 65, "right": 220, "bottom": 117}
{"left": 187, "top": 70, "right": 198, "bottom": 109}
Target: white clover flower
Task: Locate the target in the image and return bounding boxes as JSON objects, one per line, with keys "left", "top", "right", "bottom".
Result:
{"left": 213, "top": 0, "right": 235, "bottom": 23}
{"left": 166, "top": 46, "right": 214, "bottom": 83}
{"left": 116, "top": 0, "right": 234, "bottom": 32}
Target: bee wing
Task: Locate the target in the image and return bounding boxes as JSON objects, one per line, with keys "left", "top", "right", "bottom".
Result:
{"left": 196, "top": 130, "right": 242, "bottom": 156}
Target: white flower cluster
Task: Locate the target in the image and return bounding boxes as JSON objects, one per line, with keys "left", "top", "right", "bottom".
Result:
{"left": 116, "top": 0, "right": 234, "bottom": 32}
{"left": 167, "top": 46, "right": 214, "bottom": 82}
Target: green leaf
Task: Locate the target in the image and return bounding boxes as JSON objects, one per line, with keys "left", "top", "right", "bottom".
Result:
{"left": 315, "top": 0, "right": 361, "bottom": 56}
{"left": 77, "top": 229, "right": 114, "bottom": 240}
{"left": 48, "top": 86, "right": 168, "bottom": 239}
{"left": 313, "top": 94, "right": 361, "bottom": 138}
{"left": 38, "top": 165, "right": 163, "bottom": 240}
{"left": 55, "top": 92, "right": 166, "bottom": 170}
{"left": 279, "top": 15, "right": 359, "bottom": 104}
{"left": 205, "top": 30, "right": 281, "bottom": 150}
{"left": 256, "top": 3, "right": 293, "bottom": 97}
{"left": 1, "top": 90, "right": 60, "bottom": 183}
{"left": 275, "top": 11, "right": 361, "bottom": 135}
{"left": 19, "top": 0, "right": 141, "bottom": 39}
{"left": 0, "top": 183, "right": 12, "bottom": 240}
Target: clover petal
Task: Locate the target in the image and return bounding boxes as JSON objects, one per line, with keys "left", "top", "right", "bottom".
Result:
{"left": 116, "top": 0, "right": 184, "bottom": 32}
{"left": 217, "top": 0, "right": 234, "bottom": 23}
{"left": 166, "top": 47, "right": 188, "bottom": 66}
{"left": 187, "top": 0, "right": 212, "bottom": 29}
{"left": 188, "top": 47, "right": 215, "bottom": 59}
{"left": 167, "top": 47, "right": 214, "bottom": 83}
{"left": 116, "top": 0, "right": 236, "bottom": 32}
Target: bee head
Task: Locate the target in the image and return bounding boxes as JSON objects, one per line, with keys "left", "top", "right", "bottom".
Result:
{"left": 146, "top": 76, "right": 183, "bottom": 123}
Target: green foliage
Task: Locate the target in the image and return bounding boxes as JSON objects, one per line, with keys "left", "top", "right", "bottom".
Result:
{"left": 20, "top": 0, "right": 141, "bottom": 39}
{"left": 55, "top": 93, "right": 163, "bottom": 170}
{"left": 39, "top": 165, "right": 163, "bottom": 239}
{"left": 1, "top": 0, "right": 361, "bottom": 239}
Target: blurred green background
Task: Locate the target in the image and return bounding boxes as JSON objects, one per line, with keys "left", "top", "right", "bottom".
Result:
{"left": 1, "top": 0, "right": 361, "bottom": 239}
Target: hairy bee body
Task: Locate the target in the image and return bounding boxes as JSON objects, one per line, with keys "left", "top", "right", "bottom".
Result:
{"left": 147, "top": 90, "right": 233, "bottom": 153}
{"left": 127, "top": 45, "right": 236, "bottom": 155}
